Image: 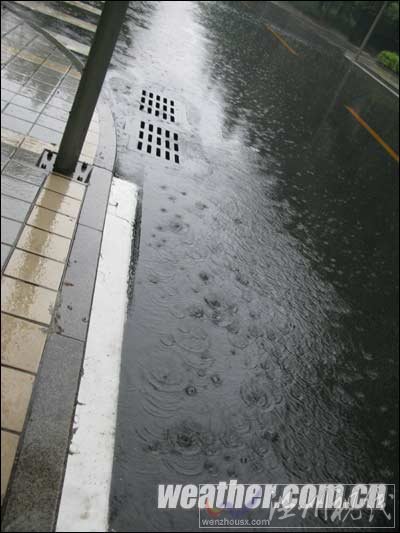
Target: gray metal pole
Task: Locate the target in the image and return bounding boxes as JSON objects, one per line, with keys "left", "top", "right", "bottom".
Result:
{"left": 54, "top": 1, "right": 129, "bottom": 176}
{"left": 354, "top": 1, "right": 388, "bottom": 61}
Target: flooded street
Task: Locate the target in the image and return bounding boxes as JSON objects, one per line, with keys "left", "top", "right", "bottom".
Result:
{"left": 102, "top": 1, "right": 398, "bottom": 530}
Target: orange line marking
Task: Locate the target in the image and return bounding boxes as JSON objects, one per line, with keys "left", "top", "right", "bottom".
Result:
{"left": 265, "top": 24, "right": 298, "bottom": 56}
{"left": 345, "top": 106, "right": 399, "bottom": 163}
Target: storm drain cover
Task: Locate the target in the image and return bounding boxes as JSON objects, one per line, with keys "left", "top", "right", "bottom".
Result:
{"left": 137, "top": 121, "right": 180, "bottom": 164}
{"left": 139, "top": 90, "right": 176, "bottom": 123}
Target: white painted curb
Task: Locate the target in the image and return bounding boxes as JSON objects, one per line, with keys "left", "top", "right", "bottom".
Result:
{"left": 345, "top": 52, "right": 399, "bottom": 98}
{"left": 56, "top": 177, "right": 139, "bottom": 532}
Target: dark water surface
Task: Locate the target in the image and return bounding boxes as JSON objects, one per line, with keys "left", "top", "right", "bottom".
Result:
{"left": 104, "top": 1, "right": 399, "bottom": 530}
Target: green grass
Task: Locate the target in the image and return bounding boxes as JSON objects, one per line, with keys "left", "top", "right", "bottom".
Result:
{"left": 377, "top": 51, "right": 399, "bottom": 74}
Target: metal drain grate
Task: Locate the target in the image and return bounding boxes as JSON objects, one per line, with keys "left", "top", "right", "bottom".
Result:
{"left": 139, "top": 90, "right": 176, "bottom": 122}
{"left": 137, "top": 121, "right": 180, "bottom": 164}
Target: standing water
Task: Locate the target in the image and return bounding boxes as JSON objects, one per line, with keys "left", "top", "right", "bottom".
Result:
{"left": 102, "top": 1, "right": 399, "bottom": 530}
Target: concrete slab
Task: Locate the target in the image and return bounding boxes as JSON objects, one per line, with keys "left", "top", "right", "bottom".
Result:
{"left": 1, "top": 276, "right": 57, "bottom": 325}
{"left": 27, "top": 205, "right": 76, "bottom": 238}
{"left": 3, "top": 159, "right": 47, "bottom": 186}
{"left": 36, "top": 188, "right": 81, "bottom": 218}
{"left": 44, "top": 173, "right": 85, "bottom": 201}
{"left": 1, "top": 313, "right": 47, "bottom": 373}
{"left": 1, "top": 431, "right": 19, "bottom": 505}
{"left": 17, "top": 225, "right": 71, "bottom": 262}
{"left": 1, "top": 244, "right": 12, "bottom": 269}
{"left": 1, "top": 366, "right": 35, "bottom": 433}
{"left": 56, "top": 223, "right": 102, "bottom": 341}
{"left": 3, "top": 103, "right": 39, "bottom": 123}
{"left": 1, "top": 217, "right": 22, "bottom": 245}
{"left": 1, "top": 195, "right": 31, "bottom": 222}
{"left": 1, "top": 175, "right": 38, "bottom": 203}
{"left": 5, "top": 249, "right": 64, "bottom": 290}
{"left": 78, "top": 167, "right": 112, "bottom": 231}
{"left": 1, "top": 334, "right": 85, "bottom": 532}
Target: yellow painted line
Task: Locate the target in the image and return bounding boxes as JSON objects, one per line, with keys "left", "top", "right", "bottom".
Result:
{"left": 240, "top": 2, "right": 298, "bottom": 56}
{"left": 345, "top": 106, "right": 399, "bottom": 164}
{"left": 265, "top": 25, "right": 298, "bottom": 56}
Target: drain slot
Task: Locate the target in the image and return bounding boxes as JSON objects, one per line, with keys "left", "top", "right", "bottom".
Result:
{"left": 136, "top": 121, "right": 180, "bottom": 164}
{"left": 139, "top": 89, "right": 176, "bottom": 122}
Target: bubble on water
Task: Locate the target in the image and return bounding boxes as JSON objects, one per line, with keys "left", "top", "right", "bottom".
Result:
{"left": 187, "top": 304, "right": 204, "bottom": 318}
{"left": 148, "top": 273, "right": 160, "bottom": 284}
{"left": 204, "top": 460, "right": 218, "bottom": 475}
{"left": 203, "top": 291, "right": 238, "bottom": 327}
{"left": 160, "top": 333, "right": 175, "bottom": 346}
{"left": 226, "top": 466, "right": 238, "bottom": 477}
{"left": 168, "top": 219, "right": 189, "bottom": 234}
{"left": 235, "top": 271, "right": 249, "bottom": 286}
{"left": 199, "top": 271, "right": 209, "bottom": 282}
{"left": 211, "top": 374, "right": 222, "bottom": 386}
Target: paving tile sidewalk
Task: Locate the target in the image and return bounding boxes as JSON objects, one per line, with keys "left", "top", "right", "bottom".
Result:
{"left": 1, "top": 8, "right": 102, "bottom": 510}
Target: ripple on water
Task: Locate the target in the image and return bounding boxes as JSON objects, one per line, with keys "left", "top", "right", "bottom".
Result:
{"left": 203, "top": 290, "right": 239, "bottom": 327}
{"left": 138, "top": 353, "right": 185, "bottom": 418}
{"left": 240, "top": 374, "right": 275, "bottom": 410}
{"left": 158, "top": 419, "right": 215, "bottom": 476}
{"left": 174, "top": 322, "right": 211, "bottom": 353}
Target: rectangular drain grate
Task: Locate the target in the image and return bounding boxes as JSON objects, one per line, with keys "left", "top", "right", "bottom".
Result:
{"left": 137, "top": 121, "right": 180, "bottom": 164}
{"left": 139, "top": 90, "right": 176, "bottom": 122}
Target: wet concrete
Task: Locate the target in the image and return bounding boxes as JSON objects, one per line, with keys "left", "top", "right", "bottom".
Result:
{"left": 101, "top": 1, "right": 399, "bottom": 531}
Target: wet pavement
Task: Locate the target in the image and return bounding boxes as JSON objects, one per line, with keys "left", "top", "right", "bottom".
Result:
{"left": 106, "top": 1, "right": 398, "bottom": 530}
{"left": 1, "top": 10, "right": 90, "bottom": 504}
{"left": 1, "top": 7, "right": 119, "bottom": 528}
{"left": 3, "top": 1, "right": 399, "bottom": 531}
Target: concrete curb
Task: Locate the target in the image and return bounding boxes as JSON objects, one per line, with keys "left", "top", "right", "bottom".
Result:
{"left": 345, "top": 51, "right": 399, "bottom": 98}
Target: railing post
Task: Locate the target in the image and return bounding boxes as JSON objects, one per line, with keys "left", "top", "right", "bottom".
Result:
{"left": 54, "top": 1, "right": 129, "bottom": 176}
{"left": 354, "top": 1, "right": 388, "bottom": 62}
